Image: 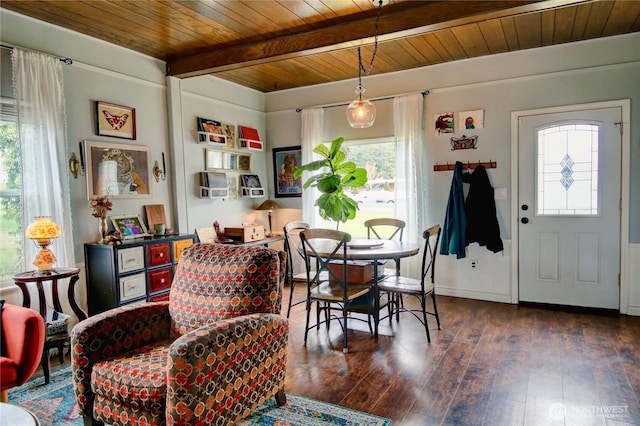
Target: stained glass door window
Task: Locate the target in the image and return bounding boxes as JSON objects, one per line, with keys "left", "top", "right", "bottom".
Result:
{"left": 536, "top": 123, "right": 599, "bottom": 216}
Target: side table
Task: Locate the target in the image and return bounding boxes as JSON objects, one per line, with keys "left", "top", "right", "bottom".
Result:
{"left": 12, "top": 268, "right": 87, "bottom": 385}
{"left": 0, "top": 402, "right": 40, "bottom": 426}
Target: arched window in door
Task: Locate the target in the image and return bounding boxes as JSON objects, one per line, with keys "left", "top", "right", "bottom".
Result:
{"left": 536, "top": 123, "right": 599, "bottom": 216}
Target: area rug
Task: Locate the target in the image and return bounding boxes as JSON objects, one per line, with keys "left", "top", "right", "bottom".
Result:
{"left": 8, "top": 367, "right": 391, "bottom": 426}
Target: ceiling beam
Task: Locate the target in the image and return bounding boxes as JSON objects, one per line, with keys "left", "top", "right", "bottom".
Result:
{"left": 167, "top": 0, "right": 554, "bottom": 78}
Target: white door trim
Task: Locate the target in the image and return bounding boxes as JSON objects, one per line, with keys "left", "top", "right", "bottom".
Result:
{"left": 510, "top": 100, "right": 631, "bottom": 313}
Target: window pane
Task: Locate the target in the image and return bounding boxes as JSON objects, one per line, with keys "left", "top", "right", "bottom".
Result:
{"left": 536, "top": 123, "right": 599, "bottom": 216}
{"left": 0, "top": 120, "right": 23, "bottom": 281}
{"left": 319, "top": 139, "right": 397, "bottom": 237}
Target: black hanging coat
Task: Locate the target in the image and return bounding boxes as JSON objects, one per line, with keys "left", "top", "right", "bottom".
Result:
{"left": 463, "top": 165, "right": 503, "bottom": 253}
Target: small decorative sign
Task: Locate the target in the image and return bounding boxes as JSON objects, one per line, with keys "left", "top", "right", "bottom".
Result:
{"left": 450, "top": 135, "right": 478, "bottom": 150}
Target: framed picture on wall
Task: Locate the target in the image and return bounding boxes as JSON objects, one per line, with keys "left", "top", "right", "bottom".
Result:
{"left": 273, "top": 146, "right": 302, "bottom": 198}
{"left": 237, "top": 154, "right": 252, "bottom": 171}
{"left": 96, "top": 101, "right": 136, "bottom": 140}
{"left": 84, "top": 140, "right": 151, "bottom": 199}
{"left": 459, "top": 109, "right": 484, "bottom": 130}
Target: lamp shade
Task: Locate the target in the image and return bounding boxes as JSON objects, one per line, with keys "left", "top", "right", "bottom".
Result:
{"left": 255, "top": 199, "right": 284, "bottom": 237}
{"left": 25, "top": 216, "right": 61, "bottom": 272}
{"left": 255, "top": 199, "right": 284, "bottom": 211}
{"left": 25, "top": 216, "right": 61, "bottom": 240}
{"left": 346, "top": 97, "right": 376, "bottom": 128}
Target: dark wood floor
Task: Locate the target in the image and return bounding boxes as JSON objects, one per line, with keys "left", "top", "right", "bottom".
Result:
{"left": 281, "top": 286, "right": 640, "bottom": 425}
{"left": 42, "top": 286, "right": 640, "bottom": 425}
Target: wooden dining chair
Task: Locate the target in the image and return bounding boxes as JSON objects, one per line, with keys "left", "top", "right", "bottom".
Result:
{"left": 283, "top": 221, "right": 311, "bottom": 318}
{"left": 364, "top": 218, "right": 406, "bottom": 276}
{"left": 300, "top": 229, "right": 373, "bottom": 353}
{"left": 377, "top": 224, "right": 442, "bottom": 342}
{"left": 362, "top": 218, "right": 406, "bottom": 319}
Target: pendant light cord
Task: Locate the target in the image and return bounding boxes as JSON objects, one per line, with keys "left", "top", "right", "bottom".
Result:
{"left": 359, "top": 0, "right": 383, "bottom": 77}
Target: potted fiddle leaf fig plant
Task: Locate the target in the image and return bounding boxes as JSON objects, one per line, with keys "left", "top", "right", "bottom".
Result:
{"left": 294, "top": 137, "right": 368, "bottom": 226}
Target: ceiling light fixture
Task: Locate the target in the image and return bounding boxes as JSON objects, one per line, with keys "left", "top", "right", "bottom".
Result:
{"left": 346, "top": 0, "right": 383, "bottom": 129}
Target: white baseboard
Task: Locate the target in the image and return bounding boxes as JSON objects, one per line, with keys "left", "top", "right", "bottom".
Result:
{"left": 436, "top": 287, "right": 512, "bottom": 304}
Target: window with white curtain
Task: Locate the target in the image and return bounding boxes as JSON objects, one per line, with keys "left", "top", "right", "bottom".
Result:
{"left": 0, "top": 47, "right": 23, "bottom": 285}
{"left": 318, "top": 137, "right": 397, "bottom": 237}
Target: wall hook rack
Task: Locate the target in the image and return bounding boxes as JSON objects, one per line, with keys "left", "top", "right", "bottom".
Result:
{"left": 433, "top": 160, "right": 496, "bottom": 172}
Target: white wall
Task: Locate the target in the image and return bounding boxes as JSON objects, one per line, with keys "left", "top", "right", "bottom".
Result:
{"left": 167, "top": 76, "right": 272, "bottom": 234}
{"left": 1, "top": 10, "right": 274, "bottom": 257}
{"left": 0, "top": 10, "right": 270, "bottom": 313}
{"left": 266, "top": 33, "right": 640, "bottom": 309}
{"left": 2, "top": 8, "right": 639, "bottom": 313}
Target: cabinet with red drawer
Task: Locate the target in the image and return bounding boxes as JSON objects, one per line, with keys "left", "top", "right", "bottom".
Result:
{"left": 148, "top": 267, "right": 172, "bottom": 295}
{"left": 84, "top": 234, "right": 194, "bottom": 316}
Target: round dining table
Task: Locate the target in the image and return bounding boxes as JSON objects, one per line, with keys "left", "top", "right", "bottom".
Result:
{"left": 305, "top": 238, "right": 421, "bottom": 337}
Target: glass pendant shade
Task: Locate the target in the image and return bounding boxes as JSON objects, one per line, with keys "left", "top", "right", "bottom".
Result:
{"left": 346, "top": 88, "right": 376, "bottom": 128}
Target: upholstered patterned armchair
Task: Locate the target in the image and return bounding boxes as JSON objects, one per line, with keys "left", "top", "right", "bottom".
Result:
{"left": 71, "top": 244, "right": 288, "bottom": 426}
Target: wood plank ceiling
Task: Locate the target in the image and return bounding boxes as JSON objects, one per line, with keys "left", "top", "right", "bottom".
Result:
{"left": 2, "top": 0, "right": 639, "bottom": 93}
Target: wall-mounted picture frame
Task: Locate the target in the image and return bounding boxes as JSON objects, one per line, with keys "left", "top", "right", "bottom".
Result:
{"left": 273, "top": 145, "right": 302, "bottom": 198}
{"left": 111, "top": 214, "right": 149, "bottom": 239}
{"left": 84, "top": 140, "right": 152, "bottom": 199}
{"left": 205, "top": 149, "right": 238, "bottom": 171}
{"left": 434, "top": 112, "right": 454, "bottom": 136}
{"left": 204, "top": 149, "right": 252, "bottom": 172}
{"left": 459, "top": 109, "right": 484, "bottom": 130}
{"left": 238, "top": 153, "right": 252, "bottom": 171}
{"left": 96, "top": 101, "right": 136, "bottom": 140}
{"left": 221, "top": 122, "right": 236, "bottom": 148}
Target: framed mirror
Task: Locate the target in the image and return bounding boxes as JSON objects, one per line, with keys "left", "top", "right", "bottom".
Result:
{"left": 205, "top": 149, "right": 251, "bottom": 172}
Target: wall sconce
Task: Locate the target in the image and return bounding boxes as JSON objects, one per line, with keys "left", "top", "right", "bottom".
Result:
{"left": 69, "top": 153, "right": 81, "bottom": 179}
{"left": 153, "top": 152, "right": 166, "bottom": 182}
{"left": 69, "top": 141, "right": 86, "bottom": 179}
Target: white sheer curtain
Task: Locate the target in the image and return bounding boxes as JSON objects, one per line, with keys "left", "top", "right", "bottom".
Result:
{"left": 394, "top": 93, "right": 426, "bottom": 278}
{"left": 13, "top": 49, "right": 75, "bottom": 309}
{"left": 300, "top": 108, "right": 324, "bottom": 228}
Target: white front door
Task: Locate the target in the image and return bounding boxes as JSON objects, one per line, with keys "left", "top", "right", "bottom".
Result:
{"left": 518, "top": 107, "right": 621, "bottom": 309}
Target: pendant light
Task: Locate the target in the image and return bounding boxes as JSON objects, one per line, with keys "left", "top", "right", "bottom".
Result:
{"left": 346, "top": 0, "right": 383, "bottom": 128}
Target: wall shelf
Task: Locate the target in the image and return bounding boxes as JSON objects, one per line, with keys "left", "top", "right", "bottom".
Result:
{"left": 200, "top": 187, "right": 229, "bottom": 198}
{"left": 433, "top": 161, "right": 496, "bottom": 172}
{"left": 241, "top": 187, "right": 265, "bottom": 198}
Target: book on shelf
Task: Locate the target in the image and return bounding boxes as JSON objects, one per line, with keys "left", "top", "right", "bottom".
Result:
{"left": 197, "top": 117, "right": 227, "bottom": 146}
{"left": 238, "top": 126, "right": 263, "bottom": 150}
{"left": 200, "top": 172, "right": 227, "bottom": 189}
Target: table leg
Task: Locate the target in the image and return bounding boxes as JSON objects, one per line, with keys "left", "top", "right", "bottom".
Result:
{"left": 35, "top": 282, "right": 46, "bottom": 318}
{"left": 51, "top": 278, "right": 63, "bottom": 313}
{"left": 40, "top": 348, "right": 51, "bottom": 385}
{"left": 373, "top": 262, "right": 379, "bottom": 338}
{"left": 66, "top": 275, "right": 87, "bottom": 321}
{"left": 15, "top": 282, "right": 30, "bottom": 309}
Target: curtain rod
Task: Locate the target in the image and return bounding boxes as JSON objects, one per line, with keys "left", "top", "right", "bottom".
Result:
{"left": 1, "top": 44, "right": 73, "bottom": 65}
{"left": 295, "top": 89, "right": 429, "bottom": 113}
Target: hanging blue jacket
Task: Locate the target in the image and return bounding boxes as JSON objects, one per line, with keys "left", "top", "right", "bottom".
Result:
{"left": 440, "top": 161, "right": 467, "bottom": 259}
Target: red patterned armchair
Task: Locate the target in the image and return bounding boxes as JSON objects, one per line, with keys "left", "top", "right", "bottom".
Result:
{"left": 71, "top": 244, "right": 288, "bottom": 426}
